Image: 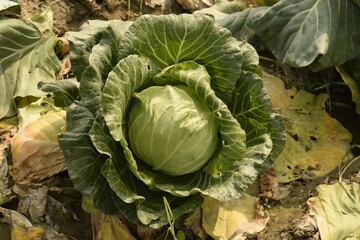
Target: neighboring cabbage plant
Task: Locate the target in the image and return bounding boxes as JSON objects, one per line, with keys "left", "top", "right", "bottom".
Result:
{"left": 59, "top": 14, "right": 285, "bottom": 228}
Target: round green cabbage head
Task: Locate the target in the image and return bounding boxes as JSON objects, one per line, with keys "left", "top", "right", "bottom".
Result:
{"left": 128, "top": 85, "right": 219, "bottom": 175}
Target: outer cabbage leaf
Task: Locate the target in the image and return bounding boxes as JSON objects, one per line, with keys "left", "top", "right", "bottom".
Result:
{"left": 250, "top": 0, "right": 360, "bottom": 68}
{"left": 0, "top": 10, "right": 61, "bottom": 118}
{"left": 219, "top": 7, "right": 268, "bottom": 45}
{"left": 38, "top": 79, "right": 79, "bottom": 107}
{"left": 119, "top": 13, "right": 243, "bottom": 103}
{"left": 66, "top": 20, "right": 132, "bottom": 114}
{"left": 229, "top": 71, "right": 286, "bottom": 167}
{"left": 65, "top": 20, "right": 128, "bottom": 81}
{"left": 58, "top": 102, "right": 130, "bottom": 215}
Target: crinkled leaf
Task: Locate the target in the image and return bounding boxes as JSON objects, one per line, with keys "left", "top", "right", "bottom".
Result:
{"left": 229, "top": 71, "right": 286, "bottom": 167}
{"left": 58, "top": 102, "right": 120, "bottom": 215}
{"left": 64, "top": 20, "right": 130, "bottom": 81}
{"left": 101, "top": 55, "right": 159, "bottom": 141}
{"left": 251, "top": 0, "right": 360, "bottom": 68}
{"left": 202, "top": 195, "right": 269, "bottom": 240}
{"left": 0, "top": 11, "right": 61, "bottom": 118}
{"left": 307, "top": 182, "right": 360, "bottom": 240}
{"left": 38, "top": 79, "right": 79, "bottom": 107}
{"left": 119, "top": 14, "right": 243, "bottom": 103}
{"left": 77, "top": 20, "right": 133, "bottom": 114}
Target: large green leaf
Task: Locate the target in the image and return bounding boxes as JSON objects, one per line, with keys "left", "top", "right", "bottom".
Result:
{"left": 58, "top": 102, "right": 126, "bottom": 215}
{"left": 250, "top": 0, "right": 360, "bottom": 68}
{"left": 65, "top": 20, "right": 117, "bottom": 81}
{"left": 220, "top": 7, "right": 268, "bottom": 45}
{"left": 229, "top": 70, "right": 286, "bottom": 167}
{"left": 101, "top": 55, "right": 159, "bottom": 141}
{"left": 38, "top": 79, "right": 79, "bottom": 107}
{"left": 66, "top": 20, "right": 132, "bottom": 114}
{"left": 0, "top": 11, "right": 61, "bottom": 118}
{"left": 119, "top": 14, "right": 243, "bottom": 103}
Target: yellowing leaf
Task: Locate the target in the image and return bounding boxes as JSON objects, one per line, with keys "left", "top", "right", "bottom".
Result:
{"left": 12, "top": 225, "right": 45, "bottom": 240}
{"left": 0, "top": 207, "right": 45, "bottom": 240}
{"left": 272, "top": 90, "right": 352, "bottom": 183}
{"left": 307, "top": 182, "right": 360, "bottom": 240}
{"left": 261, "top": 70, "right": 295, "bottom": 112}
{"left": 92, "top": 214, "right": 136, "bottom": 240}
{"left": 11, "top": 110, "right": 67, "bottom": 184}
{"left": 202, "top": 194, "right": 269, "bottom": 240}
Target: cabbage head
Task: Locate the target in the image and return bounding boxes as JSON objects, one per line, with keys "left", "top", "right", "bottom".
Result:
{"left": 59, "top": 14, "right": 285, "bottom": 228}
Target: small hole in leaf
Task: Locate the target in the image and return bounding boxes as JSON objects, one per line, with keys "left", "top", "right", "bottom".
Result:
{"left": 310, "top": 136, "right": 318, "bottom": 142}
{"left": 287, "top": 165, "right": 292, "bottom": 170}
{"left": 289, "top": 133, "right": 299, "bottom": 141}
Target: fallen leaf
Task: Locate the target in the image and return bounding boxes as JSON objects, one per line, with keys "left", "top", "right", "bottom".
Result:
{"left": 14, "top": 185, "right": 48, "bottom": 222}
{"left": 261, "top": 70, "right": 295, "bottom": 112}
{"left": 92, "top": 214, "right": 136, "bottom": 240}
{"left": 184, "top": 209, "right": 208, "bottom": 240}
{"left": 0, "top": 207, "right": 45, "bottom": 240}
{"left": 307, "top": 182, "right": 360, "bottom": 240}
{"left": 11, "top": 110, "right": 67, "bottom": 185}
{"left": 202, "top": 194, "right": 269, "bottom": 240}
{"left": 0, "top": 125, "right": 16, "bottom": 205}
{"left": 272, "top": 90, "right": 352, "bottom": 183}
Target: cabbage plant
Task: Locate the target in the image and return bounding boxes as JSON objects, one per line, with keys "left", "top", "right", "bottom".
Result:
{"left": 59, "top": 14, "right": 285, "bottom": 228}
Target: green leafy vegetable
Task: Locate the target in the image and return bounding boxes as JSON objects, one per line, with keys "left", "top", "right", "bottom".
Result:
{"left": 220, "top": 0, "right": 360, "bottom": 69}
{"left": 59, "top": 14, "right": 285, "bottom": 228}
{"left": 0, "top": 9, "right": 61, "bottom": 118}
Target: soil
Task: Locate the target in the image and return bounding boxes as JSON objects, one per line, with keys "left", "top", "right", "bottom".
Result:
{"left": 2, "top": 1, "right": 360, "bottom": 239}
